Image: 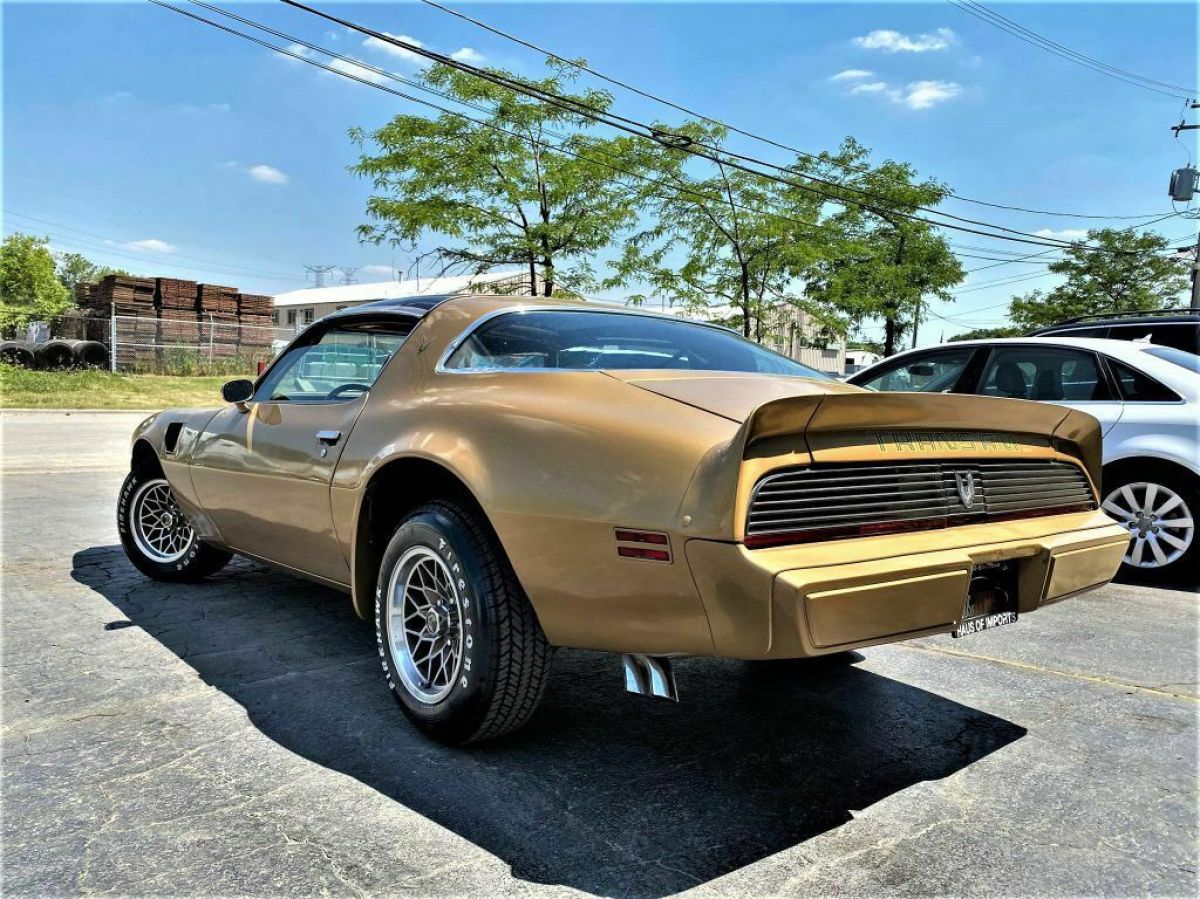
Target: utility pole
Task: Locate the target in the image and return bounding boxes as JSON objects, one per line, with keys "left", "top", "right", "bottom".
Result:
{"left": 304, "top": 265, "right": 336, "bottom": 288}
{"left": 1168, "top": 102, "right": 1200, "bottom": 310}
{"left": 336, "top": 266, "right": 359, "bottom": 285}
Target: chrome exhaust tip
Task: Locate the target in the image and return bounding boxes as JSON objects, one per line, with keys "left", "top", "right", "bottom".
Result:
{"left": 622, "top": 653, "right": 678, "bottom": 702}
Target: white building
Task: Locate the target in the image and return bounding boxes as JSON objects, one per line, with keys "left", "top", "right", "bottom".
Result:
{"left": 271, "top": 271, "right": 532, "bottom": 330}
{"left": 844, "top": 348, "right": 883, "bottom": 375}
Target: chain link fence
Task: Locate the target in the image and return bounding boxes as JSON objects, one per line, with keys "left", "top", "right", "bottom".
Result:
{"left": 111, "top": 313, "right": 292, "bottom": 374}
{"left": 1, "top": 309, "right": 299, "bottom": 374}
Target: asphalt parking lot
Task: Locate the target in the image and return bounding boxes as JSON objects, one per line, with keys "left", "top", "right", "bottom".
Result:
{"left": 2, "top": 410, "right": 1197, "bottom": 898}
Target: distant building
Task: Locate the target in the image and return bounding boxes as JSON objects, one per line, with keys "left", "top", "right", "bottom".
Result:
{"left": 844, "top": 348, "right": 883, "bottom": 375}
{"left": 271, "top": 271, "right": 533, "bottom": 330}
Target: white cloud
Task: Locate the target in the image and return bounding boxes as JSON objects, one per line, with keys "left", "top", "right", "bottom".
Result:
{"left": 103, "top": 90, "right": 134, "bottom": 102}
{"left": 361, "top": 264, "right": 397, "bottom": 278}
{"left": 830, "top": 69, "right": 874, "bottom": 81}
{"left": 451, "top": 47, "right": 486, "bottom": 65}
{"left": 327, "top": 57, "right": 389, "bottom": 85}
{"left": 247, "top": 164, "right": 290, "bottom": 185}
{"left": 1034, "top": 228, "right": 1089, "bottom": 242}
{"left": 900, "top": 79, "right": 962, "bottom": 109}
{"left": 853, "top": 27, "right": 955, "bottom": 53}
{"left": 123, "top": 239, "right": 176, "bottom": 254}
{"left": 362, "top": 32, "right": 429, "bottom": 67}
{"left": 844, "top": 79, "right": 962, "bottom": 109}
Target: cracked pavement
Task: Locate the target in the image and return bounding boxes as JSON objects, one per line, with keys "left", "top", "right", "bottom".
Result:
{"left": 1, "top": 411, "right": 1197, "bottom": 897}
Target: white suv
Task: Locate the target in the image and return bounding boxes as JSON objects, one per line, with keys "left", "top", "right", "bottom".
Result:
{"left": 849, "top": 337, "right": 1199, "bottom": 582}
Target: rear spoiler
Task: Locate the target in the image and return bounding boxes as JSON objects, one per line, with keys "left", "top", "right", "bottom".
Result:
{"left": 743, "top": 393, "right": 1104, "bottom": 488}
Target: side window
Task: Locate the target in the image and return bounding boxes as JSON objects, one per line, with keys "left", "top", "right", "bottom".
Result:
{"left": 979, "top": 347, "right": 1112, "bottom": 401}
{"left": 256, "top": 326, "right": 410, "bottom": 404}
{"left": 1107, "top": 324, "right": 1200, "bottom": 354}
{"left": 1108, "top": 360, "right": 1181, "bottom": 402}
{"left": 855, "top": 349, "right": 975, "bottom": 393}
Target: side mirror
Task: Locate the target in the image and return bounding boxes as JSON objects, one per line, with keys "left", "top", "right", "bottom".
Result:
{"left": 222, "top": 378, "right": 254, "bottom": 411}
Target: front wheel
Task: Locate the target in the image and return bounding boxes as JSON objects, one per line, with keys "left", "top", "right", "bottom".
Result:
{"left": 1102, "top": 468, "right": 1197, "bottom": 583}
{"left": 118, "top": 469, "right": 232, "bottom": 582}
{"left": 375, "top": 501, "right": 552, "bottom": 744}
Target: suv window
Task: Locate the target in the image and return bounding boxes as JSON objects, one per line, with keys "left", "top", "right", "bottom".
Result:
{"left": 979, "top": 346, "right": 1112, "bottom": 401}
{"left": 854, "top": 348, "right": 974, "bottom": 393}
{"left": 1105, "top": 323, "right": 1200, "bottom": 354}
{"left": 257, "top": 324, "right": 411, "bottom": 403}
{"left": 1109, "top": 359, "right": 1181, "bottom": 402}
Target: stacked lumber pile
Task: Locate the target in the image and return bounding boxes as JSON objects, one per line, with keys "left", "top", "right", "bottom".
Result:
{"left": 197, "top": 284, "right": 240, "bottom": 358}
{"left": 94, "top": 275, "right": 157, "bottom": 316}
{"left": 236, "top": 293, "right": 274, "bottom": 356}
{"left": 156, "top": 278, "right": 201, "bottom": 345}
{"left": 73, "top": 283, "right": 96, "bottom": 308}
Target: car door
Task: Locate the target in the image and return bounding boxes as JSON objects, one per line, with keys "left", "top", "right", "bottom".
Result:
{"left": 189, "top": 321, "right": 411, "bottom": 583}
{"left": 974, "top": 344, "right": 1124, "bottom": 434}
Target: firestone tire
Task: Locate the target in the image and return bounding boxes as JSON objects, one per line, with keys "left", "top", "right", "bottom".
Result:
{"left": 375, "top": 500, "right": 553, "bottom": 745}
{"left": 117, "top": 469, "right": 232, "bottom": 582}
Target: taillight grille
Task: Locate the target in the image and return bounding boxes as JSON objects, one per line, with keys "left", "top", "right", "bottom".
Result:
{"left": 746, "top": 459, "right": 1094, "bottom": 547}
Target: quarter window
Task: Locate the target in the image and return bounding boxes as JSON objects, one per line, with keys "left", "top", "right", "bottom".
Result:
{"left": 256, "top": 324, "right": 411, "bottom": 403}
{"left": 978, "top": 347, "right": 1112, "bottom": 402}
{"left": 1108, "top": 359, "right": 1180, "bottom": 402}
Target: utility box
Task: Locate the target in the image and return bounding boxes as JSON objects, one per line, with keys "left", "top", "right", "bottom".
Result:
{"left": 1168, "top": 167, "right": 1198, "bottom": 202}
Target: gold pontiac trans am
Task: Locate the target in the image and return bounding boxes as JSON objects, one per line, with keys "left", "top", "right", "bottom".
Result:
{"left": 120, "top": 294, "right": 1128, "bottom": 743}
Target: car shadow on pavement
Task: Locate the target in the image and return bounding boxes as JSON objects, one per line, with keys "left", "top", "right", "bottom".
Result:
{"left": 73, "top": 546, "right": 1026, "bottom": 898}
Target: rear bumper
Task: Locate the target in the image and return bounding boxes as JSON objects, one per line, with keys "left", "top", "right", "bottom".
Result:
{"left": 685, "top": 510, "right": 1128, "bottom": 659}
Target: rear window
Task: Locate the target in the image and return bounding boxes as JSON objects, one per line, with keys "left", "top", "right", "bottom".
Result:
{"left": 1141, "top": 346, "right": 1200, "bottom": 374}
{"left": 443, "top": 310, "right": 829, "bottom": 377}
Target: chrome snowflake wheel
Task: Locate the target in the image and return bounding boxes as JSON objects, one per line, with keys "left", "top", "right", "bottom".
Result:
{"left": 1103, "top": 481, "right": 1195, "bottom": 570}
{"left": 130, "top": 478, "right": 195, "bottom": 563}
{"left": 385, "top": 546, "right": 464, "bottom": 704}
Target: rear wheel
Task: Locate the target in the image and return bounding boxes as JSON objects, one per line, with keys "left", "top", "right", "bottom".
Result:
{"left": 375, "top": 501, "right": 552, "bottom": 744}
{"left": 118, "top": 469, "right": 232, "bottom": 581}
{"left": 1102, "top": 464, "right": 1197, "bottom": 583}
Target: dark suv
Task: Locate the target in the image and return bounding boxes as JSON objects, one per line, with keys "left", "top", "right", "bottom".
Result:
{"left": 1031, "top": 310, "right": 1200, "bottom": 354}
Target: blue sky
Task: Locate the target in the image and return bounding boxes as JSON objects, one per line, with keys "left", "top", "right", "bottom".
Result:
{"left": 3, "top": 1, "right": 1197, "bottom": 344}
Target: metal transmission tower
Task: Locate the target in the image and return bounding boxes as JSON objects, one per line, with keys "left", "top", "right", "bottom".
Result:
{"left": 337, "top": 266, "right": 359, "bottom": 285}
{"left": 304, "top": 265, "right": 337, "bottom": 288}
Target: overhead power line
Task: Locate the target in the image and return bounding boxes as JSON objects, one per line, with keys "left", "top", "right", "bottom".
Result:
{"left": 948, "top": 0, "right": 1197, "bottom": 100}
{"left": 163, "top": 0, "right": 1090, "bottom": 262}
{"left": 415, "top": 0, "right": 1176, "bottom": 221}
{"left": 275, "top": 0, "right": 1158, "bottom": 255}
{"left": 4, "top": 209, "right": 307, "bottom": 282}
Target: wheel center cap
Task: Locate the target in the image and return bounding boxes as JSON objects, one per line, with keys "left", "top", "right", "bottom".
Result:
{"left": 162, "top": 512, "right": 175, "bottom": 528}
{"left": 424, "top": 609, "right": 443, "bottom": 636}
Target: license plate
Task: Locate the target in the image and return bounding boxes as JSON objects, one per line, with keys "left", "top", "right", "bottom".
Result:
{"left": 953, "top": 560, "right": 1019, "bottom": 638}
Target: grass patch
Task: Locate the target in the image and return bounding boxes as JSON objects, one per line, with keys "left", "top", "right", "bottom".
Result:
{"left": 0, "top": 365, "right": 236, "bottom": 410}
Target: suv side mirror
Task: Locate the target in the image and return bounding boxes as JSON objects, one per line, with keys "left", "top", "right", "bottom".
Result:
{"left": 222, "top": 378, "right": 254, "bottom": 410}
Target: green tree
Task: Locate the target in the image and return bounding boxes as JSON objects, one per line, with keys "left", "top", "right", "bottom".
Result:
{"left": 1008, "top": 229, "right": 1188, "bottom": 329}
{"left": 606, "top": 121, "right": 847, "bottom": 341}
{"left": 0, "top": 233, "right": 71, "bottom": 320}
{"left": 350, "top": 61, "right": 644, "bottom": 297}
{"left": 947, "top": 326, "right": 1022, "bottom": 341}
{"left": 804, "top": 141, "right": 964, "bottom": 356}
{"left": 55, "top": 251, "right": 128, "bottom": 294}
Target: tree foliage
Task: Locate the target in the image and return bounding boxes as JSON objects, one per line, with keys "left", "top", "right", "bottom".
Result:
{"left": 947, "top": 326, "right": 1022, "bottom": 341}
{"left": 0, "top": 233, "right": 71, "bottom": 319}
{"left": 606, "top": 122, "right": 850, "bottom": 341}
{"left": 55, "top": 252, "right": 128, "bottom": 293}
{"left": 1009, "top": 229, "right": 1188, "bottom": 330}
{"left": 350, "top": 61, "right": 643, "bottom": 297}
{"left": 804, "top": 140, "right": 964, "bottom": 356}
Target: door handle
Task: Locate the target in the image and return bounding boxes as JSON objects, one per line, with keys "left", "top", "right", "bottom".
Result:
{"left": 316, "top": 430, "right": 342, "bottom": 446}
